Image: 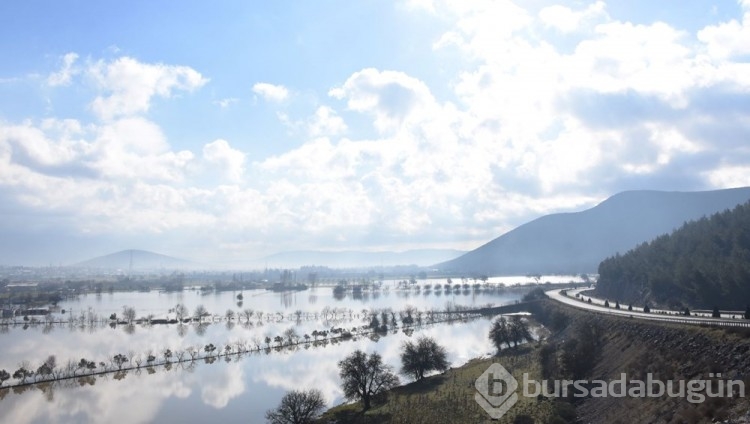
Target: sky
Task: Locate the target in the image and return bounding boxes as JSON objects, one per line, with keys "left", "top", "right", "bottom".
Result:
{"left": 1, "top": 0, "right": 750, "bottom": 266}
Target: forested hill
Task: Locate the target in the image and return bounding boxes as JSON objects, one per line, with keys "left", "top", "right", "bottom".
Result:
{"left": 595, "top": 201, "right": 750, "bottom": 310}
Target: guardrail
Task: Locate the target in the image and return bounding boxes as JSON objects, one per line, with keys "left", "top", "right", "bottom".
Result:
{"left": 549, "top": 291, "right": 750, "bottom": 328}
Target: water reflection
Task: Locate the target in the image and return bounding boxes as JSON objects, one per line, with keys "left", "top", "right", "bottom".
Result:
{"left": 0, "top": 318, "right": 501, "bottom": 424}
{"left": 0, "top": 282, "right": 540, "bottom": 423}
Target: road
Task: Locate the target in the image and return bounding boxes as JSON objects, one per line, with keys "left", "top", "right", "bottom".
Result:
{"left": 545, "top": 288, "right": 750, "bottom": 328}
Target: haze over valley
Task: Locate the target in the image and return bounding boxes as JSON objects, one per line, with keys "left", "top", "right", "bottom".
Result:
{"left": 3, "top": 0, "right": 750, "bottom": 423}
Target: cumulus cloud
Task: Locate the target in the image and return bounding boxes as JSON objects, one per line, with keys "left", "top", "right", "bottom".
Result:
{"left": 252, "top": 82, "right": 289, "bottom": 102}
{"left": 307, "top": 106, "right": 347, "bottom": 137}
{"left": 89, "top": 56, "right": 208, "bottom": 120}
{"left": 538, "top": 1, "right": 606, "bottom": 33}
{"left": 202, "top": 139, "right": 246, "bottom": 182}
{"left": 698, "top": 1, "right": 750, "bottom": 59}
{"left": 5, "top": 1, "right": 750, "bottom": 264}
{"left": 329, "top": 68, "right": 436, "bottom": 133}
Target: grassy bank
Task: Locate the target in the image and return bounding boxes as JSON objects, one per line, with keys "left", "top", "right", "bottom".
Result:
{"left": 316, "top": 299, "right": 750, "bottom": 424}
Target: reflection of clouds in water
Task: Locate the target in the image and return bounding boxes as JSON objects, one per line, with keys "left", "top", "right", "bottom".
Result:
{"left": 55, "top": 287, "right": 523, "bottom": 321}
{"left": 200, "top": 362, "right": 245, "bottom": 408}
{"left": 251, "top": 319, "right": 496, "bottom": 405}
{"left": 0, "top": 318, "right": 504, "bottom": 423}
{"left": 0, "top": 367, "right": 193, "bottom": 424}
{"left": 6, "top": 287, "right": 522, "bottom": 367}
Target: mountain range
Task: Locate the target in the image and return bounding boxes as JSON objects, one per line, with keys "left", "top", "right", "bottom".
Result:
{"left": 436, "top": 187, "right": 750, "bottom": 276}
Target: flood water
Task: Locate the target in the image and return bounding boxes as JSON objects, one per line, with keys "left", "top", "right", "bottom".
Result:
{"left": 0, "top": 279, "right": 564, "bottom": 423}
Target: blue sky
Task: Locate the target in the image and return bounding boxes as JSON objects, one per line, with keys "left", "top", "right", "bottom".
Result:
{"left": 1, "top": 0, "right": 750, "bottom": 266}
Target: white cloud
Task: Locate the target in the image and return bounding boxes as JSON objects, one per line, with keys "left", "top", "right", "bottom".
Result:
{"left": 89, "top": 56, "right": 208, "bottom": 120}
{"left": 202, "top": 139, "right": 246, "bottom": 182}
{"left": 329, "top": 68, "right": 437, "bottom": 133}
{"left": 704, "top": 165, "right": 750, "bottom": 188}
{"left": 213, "top": 97, "right": 239, "bottom": 109}
{"left": 47, "top": 52, "right": 80, "bottom": 87}
{"left": 252, "top": 82, "right": 289, "bottom": 102}
{"left": 5, "top": 3, "right": 750, "bottom": 263}
{"left": 538, "top": 1, "right": 606, "bottom": 33}
{"left": 698, "top": 4, "right": 750, "bottom": 59}
{"left": 307, "top": 106, "right": 347, "bottom": 137}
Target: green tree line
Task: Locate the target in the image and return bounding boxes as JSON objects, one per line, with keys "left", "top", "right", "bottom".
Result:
{"left": 597, "top": 201, "right": 750, "bottom": 309}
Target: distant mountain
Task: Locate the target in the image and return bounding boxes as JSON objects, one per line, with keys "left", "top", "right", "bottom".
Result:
{"left": 261, "top": 249, "right": 466, "bottom": 268}
{"left": 74, "top": 249, "right": 193, "bottom": 270}
{"left": 595, "top": 201, "right": 750, "bottom": 309}
{"left": 435, "top": 187, "right": 750, "bottom": 276}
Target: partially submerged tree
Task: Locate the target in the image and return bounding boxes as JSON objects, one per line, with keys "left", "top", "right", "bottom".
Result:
{"left": 122, "top": 306, "right": 136, "bottom": 323}
{"left": 174, "top": 304, "right": 189, "bottom": 322}
{"left": 194, "top": 304, "right": 209, "bottom": 322}
{"left": 338, "top": 350, "right": 399, "bottom": 410}
{"left": 399, "top": 336, "right": 449, "bottom": 381}
{"left": 113, "top": 354, "right": 128, "bottom": 370}
{"left": 265, "top": 388, "right": 325, "bottom": 424}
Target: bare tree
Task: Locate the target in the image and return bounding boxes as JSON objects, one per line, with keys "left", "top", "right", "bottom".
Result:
{"left": 489, "top": 316, "right": 512, "bottom": 352}
{"left": 400, "top": 336, "right": 449, "bottom": 381}
{"left": 175, "top": 304, "right": 189, "bottom": 322}
{"left": 122, "top": 306, "right": 136, "bottom": 323}
{"left": 242, "top": 308, "right": 254, "bottom": 323}
{"left": 186, "top": 346, "right": 199, "bottom": 361}
{"left": 283, "top": 327, "right": 299, "bottom": 345}
{"left": 194, "top": 304, "right": 208, "bottom": 322}
{"left": 338, "top": 350, "right": 399, "bottom": 410}
{"left": 266, "top": 388, "right": 326, "bottom": 424}
{"left": 509, "top": 316, "right": 533, "bottom": 347}
{"left": 113, "top": 354, "right": 128, "bottom": 370}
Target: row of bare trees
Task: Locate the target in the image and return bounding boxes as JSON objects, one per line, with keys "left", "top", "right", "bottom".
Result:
{"left": 0, "top": 303, "right": 491, "bottom": 390}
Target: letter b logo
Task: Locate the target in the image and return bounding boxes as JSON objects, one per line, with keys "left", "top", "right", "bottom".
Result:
{"left": 475, "top": 363, "right": 519, "bottom": 419}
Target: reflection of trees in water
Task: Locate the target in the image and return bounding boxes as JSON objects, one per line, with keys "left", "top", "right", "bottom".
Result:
{"left": 280, "top": 293, "right": 294, "bottom": 309}
{"left": 177, "top": 324, "right": 188, "bottom": 337}
{"left": 194, "top": 323, "right": 208, "bottom": 336}
{"left": 1, "top": 284, "right": 526, "bottom": 337}
{"left": 0, "top": 305, "right": 503, "bottom": 399}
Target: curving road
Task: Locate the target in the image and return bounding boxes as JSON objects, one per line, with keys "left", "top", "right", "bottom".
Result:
{"left": 546, "top": 288, "right": 750, "bottom": 328}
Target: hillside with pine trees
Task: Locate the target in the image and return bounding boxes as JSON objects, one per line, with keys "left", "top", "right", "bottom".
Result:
{"left": 595, "top": 201, "right": 750, "bottom": 310}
